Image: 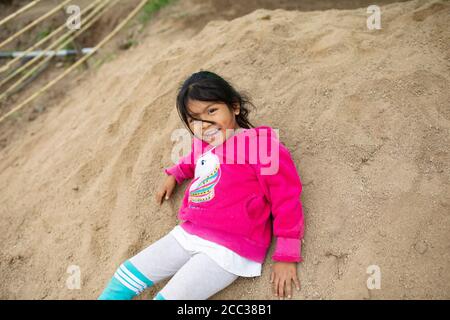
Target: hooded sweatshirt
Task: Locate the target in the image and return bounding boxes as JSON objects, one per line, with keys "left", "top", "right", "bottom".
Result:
{"left": 164, "top": 126, "right": 305, "bottom": 263}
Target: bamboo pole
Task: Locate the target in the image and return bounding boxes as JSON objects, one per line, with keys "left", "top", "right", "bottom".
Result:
{"left": 0, "top": 0, "right": 108, "bottom": 87}
{"left": 0, "top": 0, "right": 149, "bottom": 124}
{"left": 0, "top": 0, "right": 112, "bottom": 97}
{"left": 0, "top": 0, "right": 41, "bottom": 28}
{"left": 0, "top": 0, "right": 72, "bottom": 49}
{"left": 0, "top": 0, "right": 104, "bottom": 74}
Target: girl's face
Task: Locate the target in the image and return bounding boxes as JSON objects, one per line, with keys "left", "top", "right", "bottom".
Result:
{"left": 186, "top": 99, "right": 241, "bottom": 146}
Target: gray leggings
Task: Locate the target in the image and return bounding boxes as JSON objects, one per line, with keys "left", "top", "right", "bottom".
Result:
{"left": 129, "top": 232, "right": 239, "bottom": 300}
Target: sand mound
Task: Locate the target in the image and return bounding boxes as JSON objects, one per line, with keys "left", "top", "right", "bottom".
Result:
{"left": 0, "top": 0, "right": 449, "bottom": 299}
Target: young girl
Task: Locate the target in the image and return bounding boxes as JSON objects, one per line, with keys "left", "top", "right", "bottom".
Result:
{"left": 98, "top": 71, "right": 305, "bottom": 300}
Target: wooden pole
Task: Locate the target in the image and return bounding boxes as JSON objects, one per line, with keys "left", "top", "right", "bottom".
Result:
{"left": 0, "top": 0, "right": 150, "bottom": 124}
{"left": 0, "top": 0, "right": 111, "bottom": 95}
{"left": 0, "top": 0, "right": 72, "bottom": 49}
{"left": 0, "top": 0, "right": 41, "bottom": 28}
{"left": 0, "top": 0, "right": 104, "bottom": 74}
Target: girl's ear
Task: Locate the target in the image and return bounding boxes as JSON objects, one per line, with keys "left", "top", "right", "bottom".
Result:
{"left": 233, "top": 103, "right": 240, "bottom": 115}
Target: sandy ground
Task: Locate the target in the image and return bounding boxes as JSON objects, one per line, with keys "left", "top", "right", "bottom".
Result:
{"left": 0, "top": 0, "right": 449, "bottom": 299}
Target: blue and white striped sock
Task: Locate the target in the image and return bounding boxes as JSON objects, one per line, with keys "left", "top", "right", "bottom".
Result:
{"left": 98, "top": 260, "right": 154, "bottom": 300}
{"left": 153, "top": 292, "right": 166, "bottom": 300}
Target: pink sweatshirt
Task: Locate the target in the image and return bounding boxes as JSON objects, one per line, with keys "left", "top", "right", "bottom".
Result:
{"left": 164, "top": 126, "right": 305, "bottom": 263}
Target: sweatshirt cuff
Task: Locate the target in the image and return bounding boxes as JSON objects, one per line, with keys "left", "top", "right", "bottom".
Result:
{"left": 164, "top": 165, "right": 185, "bottom": 185}
{"left": 272, "top": 237, "right": 303, "bottom": 263}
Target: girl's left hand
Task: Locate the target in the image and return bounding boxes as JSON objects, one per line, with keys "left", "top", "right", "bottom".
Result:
{"left": 270, "top": 261, "right": 300, "bottom": 299}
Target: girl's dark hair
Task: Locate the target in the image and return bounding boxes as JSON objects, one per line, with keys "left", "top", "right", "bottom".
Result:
{"left": 176, "top": 70, "right": 256, "bottom": 136}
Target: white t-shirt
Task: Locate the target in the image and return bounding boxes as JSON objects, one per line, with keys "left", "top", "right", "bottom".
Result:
{"left": 169, "top": 225, "right": 262, "bottom": 277}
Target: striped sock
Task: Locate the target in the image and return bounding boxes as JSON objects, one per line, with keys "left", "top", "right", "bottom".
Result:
{"left": 98, "top": 260, "right": 154, "bottom": 300}
{"left": 153, "top": 292, "right": 166, "bottom": 300}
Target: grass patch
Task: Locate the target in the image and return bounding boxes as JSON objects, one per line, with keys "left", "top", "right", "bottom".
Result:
{"left": 62, "top": 41, "right": 76, "bottom": 51}
{"left": 91, "top": 52, "right": 117, "bottom": 69}
{"left": 119, "top": 38, "right": 138, "bottom": 50}
{"left": 35, "top": 27, "right": 52, "bottom": 42}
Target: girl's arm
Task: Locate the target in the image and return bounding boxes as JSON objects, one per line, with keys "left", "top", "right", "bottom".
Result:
{"left": 256, "top": 133, "right": 305, "bottom": 263}
{"left": 164, "top": 143, "right": 196, "bottom": 184}
{"left": 164, "top": 137, "right": 206, "bottom": 184}
{"left": 164, "top": 154, "right": 195, "bottom": 185}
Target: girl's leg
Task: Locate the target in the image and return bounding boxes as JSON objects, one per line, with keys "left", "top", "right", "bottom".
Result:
{"left": 98, "top": 232, "right": 192, "bottom": 300}
{"left": 154, "top": 252, "right": 239, "bottom": 300}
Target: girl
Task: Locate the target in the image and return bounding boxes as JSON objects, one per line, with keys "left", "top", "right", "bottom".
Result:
{"left": 98, "top": 71, "right": 305, "bottom": 300}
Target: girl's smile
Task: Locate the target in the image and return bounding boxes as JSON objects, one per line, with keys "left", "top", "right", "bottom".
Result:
{"left": 187, "top": 99, "right": 241, "bottom": 146}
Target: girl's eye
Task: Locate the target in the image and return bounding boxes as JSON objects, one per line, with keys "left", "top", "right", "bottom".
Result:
{"left": 208, "top": 108, "right": 217, "bottom": 114}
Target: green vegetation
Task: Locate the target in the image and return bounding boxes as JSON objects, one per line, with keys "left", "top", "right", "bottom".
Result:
{"left": 138, "top": 0, "right": 176, "bottom": 24}
{"left": 62, "top": 41, "right": 76, "bottom": 51}
{"left": 120, "top": 38, "right": 138, "bottom": 50}
{"left": 91, "top": 52, "right": 117, "bottom": 70}
{"left": 35, "top": 27, "right": 52, "bottom": 42}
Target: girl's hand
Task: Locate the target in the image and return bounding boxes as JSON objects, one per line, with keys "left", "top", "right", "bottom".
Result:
{"left": 155, "top": 175, "right": 177, "bottom": 205}
{"left": 270, "top": 261, "right": 301, "bottom": 299}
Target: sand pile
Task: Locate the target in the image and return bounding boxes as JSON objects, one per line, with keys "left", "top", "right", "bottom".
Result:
{"left": 0, "top": 0, "right": 449, "bottom": 299}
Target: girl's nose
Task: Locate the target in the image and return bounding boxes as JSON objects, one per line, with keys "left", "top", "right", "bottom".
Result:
{"left": 202, "top": 121, "right": 215, "bottom": 130}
